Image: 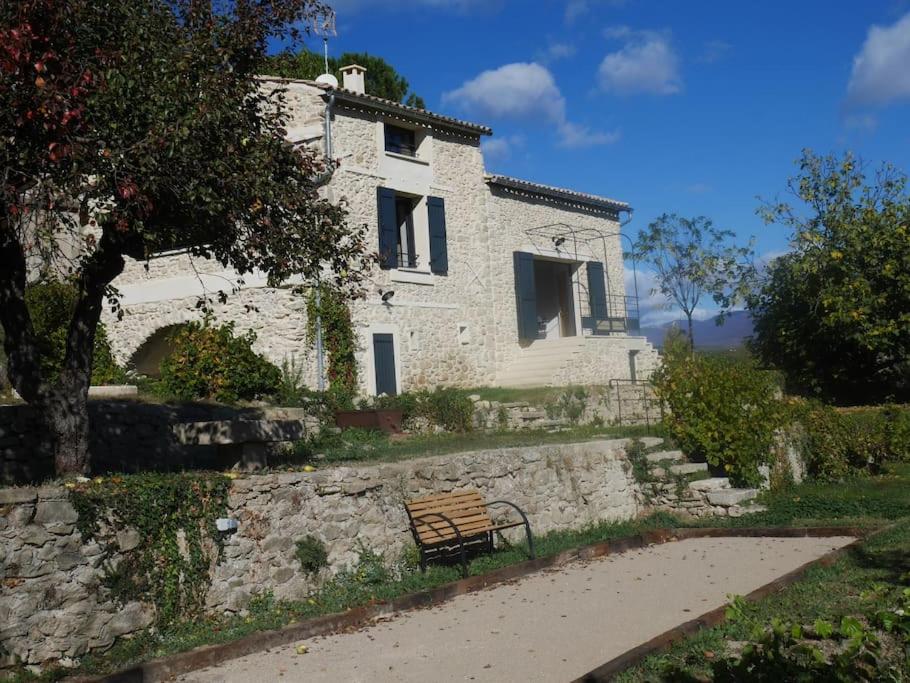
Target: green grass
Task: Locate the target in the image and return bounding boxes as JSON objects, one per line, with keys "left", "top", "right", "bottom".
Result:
{"left": 460, "top": 385, "right": 569, "bottom": 405}
{"left": 293, "top": 422, "right": 664, "bottom": 467}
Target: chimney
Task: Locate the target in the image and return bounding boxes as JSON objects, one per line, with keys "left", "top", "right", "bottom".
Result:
{"left": 340, "top": 64, "right": 367, "bottom": 94}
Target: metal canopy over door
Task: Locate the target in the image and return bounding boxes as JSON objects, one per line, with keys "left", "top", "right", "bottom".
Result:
{"left": 373, "top": 333, "right": 397, "bottom": 396}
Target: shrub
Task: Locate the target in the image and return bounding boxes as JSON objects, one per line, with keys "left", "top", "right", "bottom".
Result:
{"left": 22, "top": 280, "right": 127, "bottom": 385}
{"left": 798, "top": 403, "right": 910, "bottom": 481}
{"left": 295, "top": 536, "right": 328, "bottom": 575}
{"left": 159, "top": 320, "right": 280, "bottom": 403}
{"left": 655, "top": 347, "right": 784, "bottom": 487}
{"left": 373, "top": 387, "right": 474, "bottom": 432}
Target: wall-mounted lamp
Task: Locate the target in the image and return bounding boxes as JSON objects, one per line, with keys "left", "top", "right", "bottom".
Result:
{"left": 552, "top": 236, "right": 566, "bottom": 248}
{"left": 379, "top": 289, "right": 395, "bottom": 303}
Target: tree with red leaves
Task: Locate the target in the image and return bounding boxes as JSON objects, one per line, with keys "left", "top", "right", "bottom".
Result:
{"left": 0, "top": 0, "right": 368, "bottom": 476}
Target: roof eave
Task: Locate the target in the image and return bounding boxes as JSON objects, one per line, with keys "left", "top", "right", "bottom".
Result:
{"left": 485, "top": 175, "right": 631, "bottom": 213}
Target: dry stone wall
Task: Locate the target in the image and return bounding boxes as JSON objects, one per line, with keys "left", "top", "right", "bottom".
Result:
{"left": 0, "top": 438, "right": 640, "bottom": 670}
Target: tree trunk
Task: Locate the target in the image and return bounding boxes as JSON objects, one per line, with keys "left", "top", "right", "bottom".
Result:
{"left": 1, "top": 217, "right": 124, "bottom": 477}
{"left": 686, "top": 312, "right": 695, "bottom": 354}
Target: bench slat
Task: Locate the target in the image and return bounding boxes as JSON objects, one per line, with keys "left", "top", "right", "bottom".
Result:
{"left": 408, "top": 500, "right": 488, "bottom": 519}
{"left": 407, "top": 492, "right": 485, "bottom": 512}
{"left": 407, "top": 490, "right": 482, "bottom": 505}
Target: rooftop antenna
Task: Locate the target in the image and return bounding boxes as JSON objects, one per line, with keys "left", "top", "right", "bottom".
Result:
{"left": 312, "top": 11, "right": 338, "bottom": 88}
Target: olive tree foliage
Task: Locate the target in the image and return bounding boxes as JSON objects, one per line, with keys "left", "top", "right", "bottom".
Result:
{"left": 630, "top": 214, "right": 756, "bottom": 349}
{"left": 0, "top": 0, "right": 371, "bottom": 476}
{"left": 749, "top": 150, "right": 910, "bottom": 405}
{"left": 263, "top": 49, "right": 426, "bottom": 108}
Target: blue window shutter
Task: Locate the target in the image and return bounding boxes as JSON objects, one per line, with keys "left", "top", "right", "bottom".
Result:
{"left": 427, "top": 196, "right": 448, "bottom": 275}
{"left": 513, "top": 251, "right": 537, "bottom": 341}
{"left": 377, "top": 187, "right": 398, "bottom": 269}
{"left": 373, "top": 333, "right": 397, "bottom": 396}
{"left": 587, "top": 261, "right": 608, "bottom": 320}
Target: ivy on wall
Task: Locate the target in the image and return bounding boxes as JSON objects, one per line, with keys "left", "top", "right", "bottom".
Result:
{"left": 305, "top": 285, "right": 358, "bottom": 404}
{"left": 70, "top": 472, "right": 230, "bottom": 626}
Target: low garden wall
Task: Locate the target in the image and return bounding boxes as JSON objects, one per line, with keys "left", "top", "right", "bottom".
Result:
{"left": 0, "top": 438, "right": 640, "bottom": 671}
{"left": 0, "top": 402, "right": 317, "bottom": 485}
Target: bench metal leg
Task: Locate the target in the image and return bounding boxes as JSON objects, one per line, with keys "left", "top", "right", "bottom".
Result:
{"left": 486, "top": 501, "right": 535, "bottom": 560}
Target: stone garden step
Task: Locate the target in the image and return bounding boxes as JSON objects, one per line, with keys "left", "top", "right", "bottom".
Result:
{"left": 688, "top": 477, "right": 732, "bottom": 492}
{"left": 706, "top": 488, "right": 759, "bottom": 507}
{"left": 669, "top": 462, "right": 709, "bottom": 475}
{"left": 638, "top": 437, "right": 664, "bottom": 449}
{"left": 644, "top": 450, "right": 685, "bottom": 464}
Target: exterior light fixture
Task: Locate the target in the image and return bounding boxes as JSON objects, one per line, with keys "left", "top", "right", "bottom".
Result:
{"left": 380, "top": 289, "right": 395, "bottom": 303}
{"left": 552, "top": 236, "right": 566, "bottom": 247}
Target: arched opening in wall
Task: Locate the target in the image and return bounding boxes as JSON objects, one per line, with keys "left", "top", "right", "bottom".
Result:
{"left": 128, "top": 324, "right": 187, "bottom": 377}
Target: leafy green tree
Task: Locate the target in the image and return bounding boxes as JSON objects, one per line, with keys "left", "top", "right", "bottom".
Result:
{"left": 263, "top": 49, "right": 426, "bottom": 108}
{"left": 631, "top": 214, "right": 756, "bottom": 349}
{"left": 1, "top": 0, "right": 370, "bottom": 475}
{"left": 750, "top": 150, "right": 910, "bottom": 404}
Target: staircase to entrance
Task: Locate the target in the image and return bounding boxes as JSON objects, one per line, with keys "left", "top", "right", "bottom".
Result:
{"left": 497, "top": 337, "right": 586, "bottom": 388}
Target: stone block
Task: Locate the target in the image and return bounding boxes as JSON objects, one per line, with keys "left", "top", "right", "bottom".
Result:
{"left": 706, "top": 488, "right": 758, "bottom": 507}
{"left": 688, "top": 477, "right": 731, "bottom": 492}
{"left": 34, "top": 500, "right": 79, "bottom": 525}
{"left": 0, "top": 487, "right": 37, "bottom": 505}
{"left": 644, "top": 450, "right": 684, "bottom": 463}
{"left": 669, "top": 462, "right": 708, "bottom": 475}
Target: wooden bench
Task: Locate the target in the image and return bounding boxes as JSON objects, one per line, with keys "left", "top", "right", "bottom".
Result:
{"left": 405, "top": 489, "right": 535, "bottom": 577}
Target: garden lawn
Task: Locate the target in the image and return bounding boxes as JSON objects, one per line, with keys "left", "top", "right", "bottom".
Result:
{"left": 294, "top": 422, "right": 664, "bottom": 466}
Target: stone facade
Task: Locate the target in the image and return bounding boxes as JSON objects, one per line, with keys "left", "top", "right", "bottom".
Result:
{"left": 102, "top": 78, "right": 659, "bottom": 394}
{"left": 1, "top": 438, "right": 640, "bottom": 670}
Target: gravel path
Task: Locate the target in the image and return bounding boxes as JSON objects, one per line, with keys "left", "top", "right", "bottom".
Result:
{"left": 178, "top": 535, "right": 854, "bottom": 683}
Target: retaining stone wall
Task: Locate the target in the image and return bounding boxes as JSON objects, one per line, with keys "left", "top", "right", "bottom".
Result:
{"left": 0, "top": 402, "right": 317, "bottom": 486}
{"left": 0, "top": 438, "right": 640, "bottom": 670}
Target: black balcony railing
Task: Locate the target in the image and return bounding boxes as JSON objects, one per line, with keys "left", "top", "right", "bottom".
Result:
{"left": 582, "top": 295, "right": 640, "bottom": 335}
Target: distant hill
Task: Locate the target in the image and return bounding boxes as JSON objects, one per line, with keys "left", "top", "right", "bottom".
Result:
{"left": 639, "top": 310, "right": 754, "bottom": 349}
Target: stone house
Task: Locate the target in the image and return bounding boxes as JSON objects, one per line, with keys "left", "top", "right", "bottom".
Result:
{"left": 105, "top": 66, "right": 659, "bottom": 394}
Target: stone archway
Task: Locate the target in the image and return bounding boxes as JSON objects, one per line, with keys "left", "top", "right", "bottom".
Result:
{"left": 127, "top": 324, "right": 189, "bottom": 377}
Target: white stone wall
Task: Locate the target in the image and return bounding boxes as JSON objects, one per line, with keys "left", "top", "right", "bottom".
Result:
{"left": 104, "top": 79, "right": 656, "bottom": 393}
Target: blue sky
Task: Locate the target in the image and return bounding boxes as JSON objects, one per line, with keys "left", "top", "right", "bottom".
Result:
{"left": 284, "top": 1, "right": 910, "bottom": 322}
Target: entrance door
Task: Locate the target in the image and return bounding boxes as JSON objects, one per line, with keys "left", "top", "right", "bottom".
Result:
{"left": 373, "top": 333, "right": 397, "bottom": 396}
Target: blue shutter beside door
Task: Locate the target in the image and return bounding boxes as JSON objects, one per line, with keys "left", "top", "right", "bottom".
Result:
{"left": 427, "top": 196, "right": 448, "bottom": 274}
{"left": 377, "top": 187, "right": 398, "bottom": 269}
{"left": 513, "top": 251, "right": 538, "bottom": 341}
{"left": 587, "top": 261, "right": 608, "bottom": 320}
{"left": 373, "top": 334, "right": 397, "bottom": 396}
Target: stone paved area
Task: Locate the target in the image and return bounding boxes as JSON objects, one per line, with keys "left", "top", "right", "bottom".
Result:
{"left": 178, "top": 535, "right": 854, "bottom": 683}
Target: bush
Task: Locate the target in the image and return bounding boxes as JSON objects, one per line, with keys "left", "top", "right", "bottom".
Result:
{"left": 373, "top": 387, "right": 474, "bottom": 432}
{"left": 295, "top": 536, "right": 328, "bottom": 575}
{"left": 21, "top": 280, "right": 127, "bottom": 385}
{"left": 798, "top": 403, "right": 910, "bottom": 481}
{"left": 159, "top": 320, "right": 280, "bottom": 403}
{"left": 655, "top": 345, "right": 784, "bottom": 487}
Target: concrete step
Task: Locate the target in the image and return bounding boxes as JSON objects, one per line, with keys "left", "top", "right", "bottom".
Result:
{"left": 669, "top": 462, "right": 709, "bottom": 476}
{"left": 638, "top": 437, "right": 664, "bottom": 449}
{"left": 733, "top": 504, "right": 768, "bottom": 516}
{"left": 688, "top": 477, "right": 731, "bottom": 492}
{"left": 706, "top": 488, "right": 758, "bottom": 507}
{"left": 644, "top": 450, "right": 684, "bottom": 464}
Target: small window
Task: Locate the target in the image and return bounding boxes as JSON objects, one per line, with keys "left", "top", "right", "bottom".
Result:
{"left": 384, "top": 124, "right": 417, "bottom": 157}
{"left": 395, "top": 196, "right": 418, "bottom": 268}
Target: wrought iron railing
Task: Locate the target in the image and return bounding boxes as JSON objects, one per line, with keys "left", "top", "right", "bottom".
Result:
{"left": 582, "top": 294, "right": 640, "bottom": 334}
{"left": 608, "top": 378, "right": 664, "bottom": 431}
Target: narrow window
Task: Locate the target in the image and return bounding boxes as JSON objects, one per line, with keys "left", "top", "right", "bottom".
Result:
{"left": 395, "top": 196, "right": 417, "bottom": 268}
{"left": 384, "top": 124, "right": 417, "bottom": 157}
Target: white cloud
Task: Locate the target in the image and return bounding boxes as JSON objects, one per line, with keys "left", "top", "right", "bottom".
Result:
{"left": 443, "top": 62, "right": 617, "bottom": 148}
{"left": 625, "top": 266, "right": 717, "bottom": 327}
{"left": 539, "top": 41, "right": 577, "bottom": 63}
{"left": 564, "top": 0, "right": 628, "bottom": 25}
{"left": 847, "top": 12, "right": 910, "bottom": 106}
{"left": 557, "top": 121, "right": 621, "bottom": 148}
{"left": 844, "top": 113, "right": 879, "bottom": 132}
{"left": 696, "top": 40, "right": 732, "bottom": 64}
{"left": 482, "top": 134, "right": 525, "bottom": 162}
{"left": 598, "top": 27, "right": 682, "bottom": 95}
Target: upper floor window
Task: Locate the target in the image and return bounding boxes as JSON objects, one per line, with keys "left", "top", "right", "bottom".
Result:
{"left": 384, "top": 124, "right": 417, "bottom": 157}
{"left": 395, "top": 196, "right": 418, "bottom": 268}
